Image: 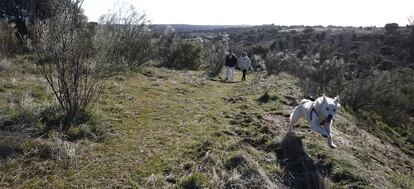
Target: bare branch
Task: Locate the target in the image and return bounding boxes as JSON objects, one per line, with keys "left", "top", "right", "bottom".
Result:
{"left": 28, "top": 0, "right": 101, "bottom": 127}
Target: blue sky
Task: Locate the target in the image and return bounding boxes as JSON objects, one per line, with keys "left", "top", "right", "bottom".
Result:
{"left": 83, "top": 0, "right": 414, "bottom": 26}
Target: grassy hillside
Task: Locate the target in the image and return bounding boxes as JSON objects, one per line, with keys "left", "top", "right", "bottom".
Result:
{"left": 0, "top": 57, "right": 413, "bottom": 188}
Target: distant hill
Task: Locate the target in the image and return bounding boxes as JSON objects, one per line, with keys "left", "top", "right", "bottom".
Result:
{"left": 151, "top": 24, "right": 251, "bottom": 32}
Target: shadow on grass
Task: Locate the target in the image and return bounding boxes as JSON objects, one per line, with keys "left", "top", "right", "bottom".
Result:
{"left": 0, "top": 143, "right": 23, "bottom": 159}
{"left": 276, "top": 131, "right": 330, "bottom": 189}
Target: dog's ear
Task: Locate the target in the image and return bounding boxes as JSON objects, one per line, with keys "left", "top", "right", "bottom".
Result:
{"left": 322, "top": 94, "right": 327, "bottom": 103}
{"left": 334, "top": 95, "right": 340, "bottom": 103}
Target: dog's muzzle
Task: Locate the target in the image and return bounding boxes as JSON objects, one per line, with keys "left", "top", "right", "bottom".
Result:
{"left": 326, "top": 114, "right": 333, "bottom": 122}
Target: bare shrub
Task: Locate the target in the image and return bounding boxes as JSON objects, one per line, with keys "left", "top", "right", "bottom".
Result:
{"left": 309, "top": 57, "right": 347, "bottom": 95}
{"left": 157, "top": 30, "right": 175, "bottom": 62}
{"left": 342, "top": 68, "right": 414, "bottom": 127}
{"left": 28, "top": 0, "right": 101, "bottom": 128}
{"left": 251, "top": 54, "right": 266, "bottom": 71}
{"left": 264, "top": 52, "right": 289, "bottom": 75}
{"left": 265, "top": 52, "right": 347, "bottom": 96}
{"left": 95, "top": 2, "right": 156, "bottom": 71}
{"left": 203, "top": 41, "right": 227, "bottom": 77}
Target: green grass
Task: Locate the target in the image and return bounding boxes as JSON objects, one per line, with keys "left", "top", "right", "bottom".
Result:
{"left": 306, "top": 142, "right": 331, "bottom": 159}
{"left": 389, "top": 172, "right": 414, "bottom": 189}
{"left": 178, "top": 172, "right": 214, "bottom": 189}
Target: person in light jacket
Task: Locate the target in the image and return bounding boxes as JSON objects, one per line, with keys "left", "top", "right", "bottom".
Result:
{"left": 225, "top": 50, "right": 238, "bottom": 80}
{"left": 238, "top": 52, "right": 251, "bottom": 81}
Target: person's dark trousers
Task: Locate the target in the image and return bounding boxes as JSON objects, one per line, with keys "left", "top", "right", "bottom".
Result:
{"left": 241, "top": 69, "right": 247, "bottom": 81}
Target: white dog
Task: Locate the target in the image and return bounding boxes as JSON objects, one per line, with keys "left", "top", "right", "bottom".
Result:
{"left": 288, "top": 95, "right": 340, "bottom": 148}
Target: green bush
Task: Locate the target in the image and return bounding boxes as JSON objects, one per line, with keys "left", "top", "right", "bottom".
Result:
{"left": 385, "top": 23, "right": 399, "bottom": 34}
{"left": 163, "top": 41, "right": 204, "bottom": 70}
{"left": 249, "top": 45, "right": 269, "bottom": 57}
{"left": 0, "top": 21, "right": 19, "bottom": 57}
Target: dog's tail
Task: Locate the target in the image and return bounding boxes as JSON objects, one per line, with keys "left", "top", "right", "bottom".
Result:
{"left": 305, "top": 95, "right": 316, "bottom": 101}
{"left": 288, "top": 99, "right": 310, "bottom": 132}
{"left": 288, "top": 106, "right": 298, "bottom": 132}
{"left": 299, "top": 99, "right": 311, "bottom": 105}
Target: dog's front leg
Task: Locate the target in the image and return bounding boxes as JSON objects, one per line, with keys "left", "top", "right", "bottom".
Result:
{"left": 323, "top": 122, "right": 336, "bottom": 148}
{"left": 310, "top": 117, "right": 327, "bottom": 136}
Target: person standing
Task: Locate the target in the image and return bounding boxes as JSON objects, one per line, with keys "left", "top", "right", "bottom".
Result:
{"left": 238, "top": 52, "right": 251, "bottom": 81}
{"left": 225, "top": 50, "right": 238, "bottom": 80}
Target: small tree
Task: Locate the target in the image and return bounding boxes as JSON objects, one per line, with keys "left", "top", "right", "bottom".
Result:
{"left": 384, "top": 23, "right": 399, "bottom": 34}
{"left": 95, "top": 2, "right": 156, "bottom": 70}
{"left": 29, "top": 0, "right": 101, "bottom": 128}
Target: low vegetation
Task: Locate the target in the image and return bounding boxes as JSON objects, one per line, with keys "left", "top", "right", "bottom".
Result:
{"left": 0, "top": 0, "right": 413, "bottom": 188}
{"left": 0, "top": 21, "right": 19, "bottom": 57}
{"left": 1, "top": 54, "right": 413, "bottom": 188}
{"left": 160, "top": 40, "right": 204, "bottom": 70}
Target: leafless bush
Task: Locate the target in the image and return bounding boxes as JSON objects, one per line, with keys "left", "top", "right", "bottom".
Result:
{"left": 264, "top": 52, "right": 289, "bottom": 75}
{"left": 265, "top": 52, "right": 347, "bottom": 96}
{"left": 308, "top": 57, "right": 347, "bottom": 95}
{"left": 251, "top": 54, "right": 266, "bottom": 71}
{"left": 157, "top": 30, "right": 175, "bottom": 61}
{"left": 95, "top": 2, "right": 156, "bottom": 71}
{"left": 342, "top": 68, "right": 414, "bottom": 127}
{"left": 28, "top": 0, "right": 101, "bottom": 127}
{"left": 203, "top": 41, "right": 227, "bottom": 77}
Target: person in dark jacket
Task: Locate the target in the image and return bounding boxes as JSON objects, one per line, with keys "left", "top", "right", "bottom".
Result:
{"left": 225, "top": 50, "right": 238, "bottom": 80}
